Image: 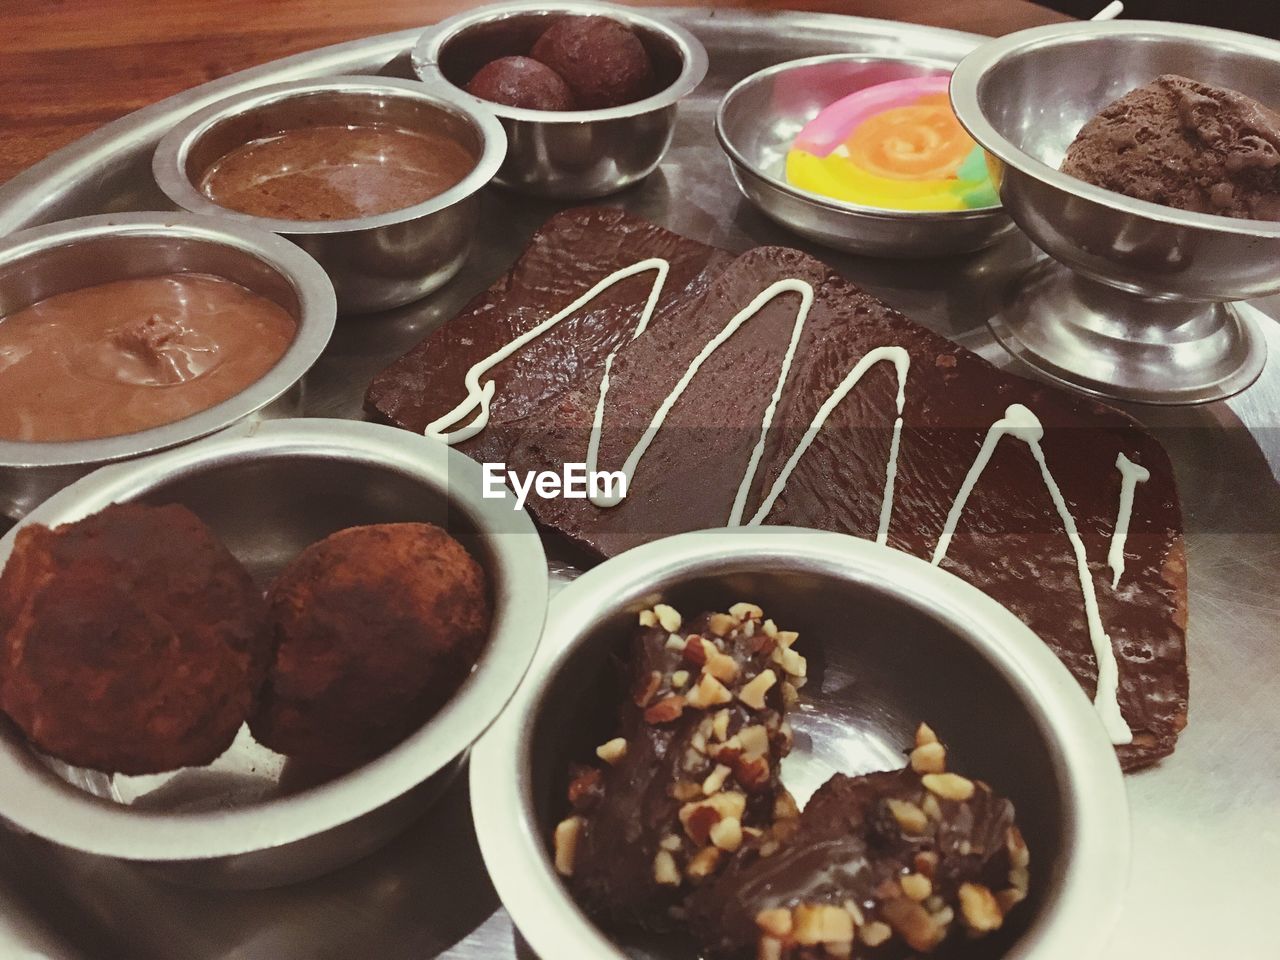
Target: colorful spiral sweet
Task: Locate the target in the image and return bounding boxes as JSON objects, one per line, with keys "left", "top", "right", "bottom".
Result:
{"left": 785, "top": 75, "right": 999, "bottom": 212}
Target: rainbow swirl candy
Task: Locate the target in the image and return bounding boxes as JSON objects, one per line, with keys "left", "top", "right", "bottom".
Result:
{"left": 785, "top": 76, "right": 999, "bottom": 212}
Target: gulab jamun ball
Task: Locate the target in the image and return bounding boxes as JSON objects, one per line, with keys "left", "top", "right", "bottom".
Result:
{"left": 466, "top": 55, "right": 577, "bottom": 111}
{"left": 0, "top": 503, "right": 270, "bottom": 775}
{"left": 251, "top": 523, "right": 491, "bottom": 768}
{"left": 530, "top": 16, "right": 655, "bottom": 110}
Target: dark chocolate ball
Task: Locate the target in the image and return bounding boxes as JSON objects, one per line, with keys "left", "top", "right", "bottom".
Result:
{"left": 465, "top": 55, "right": 576, "bottom": 111}
{"left": 529, "top": 15, "right": 655, "bottom": 110}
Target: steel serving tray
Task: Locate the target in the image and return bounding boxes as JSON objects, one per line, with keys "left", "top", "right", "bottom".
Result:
{"left": 0, "top": 8, "right": 1277, "bottom": 959}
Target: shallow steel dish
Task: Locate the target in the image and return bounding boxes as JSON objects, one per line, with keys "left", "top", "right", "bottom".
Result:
{"left": 716, "top": 54, "right": 1016, "bottom": 258}
{"left": 0, "top": 418, "right": 548, "bottom": 889}
{"left": 413, "top": 1, "right": 708, "bottom": 199}
{"left": 471, "top": 528, "right": 1128, "bottom": 960}
{"left": 0, "top": 212, "right": 335, "bottom": 519}
{"left": 153, "top": 75, "right": 507, "bottom": 315}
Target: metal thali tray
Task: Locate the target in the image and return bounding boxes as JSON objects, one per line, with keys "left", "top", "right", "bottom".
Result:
{"left": 0, "top": 8, "right": 1277, "bottom": 959}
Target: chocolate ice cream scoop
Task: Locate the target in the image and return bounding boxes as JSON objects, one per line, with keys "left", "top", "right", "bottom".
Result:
{"left": 1061, "top": 74, "right": 1280, "bottom": 220}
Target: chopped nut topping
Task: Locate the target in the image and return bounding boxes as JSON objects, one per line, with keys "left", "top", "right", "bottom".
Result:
{"left": 1007, "top": 825, "right": 1030, "bottom": 869}
{"left": 653, "top": 603, "right": 682, "bottom": 633}
{"left": 653, "top": 849, "right": 681, "bottom": 886}
{"left": 687, "top": 672, "right": 734, "bottom": 709}
{"left": 644, "top": 694, "right": 686, "bottom": 725}
{"left": 759, "top": 840, "right": 780, "bottom": 858}
{"left": 671, "top": 669, "right": 690, "bottom": 689}
{"left": 777, "top": 629, "right": 799, "bottom": 647}
{"left": 922, "top": 772, "right": 975, "bottom": 802}
{"left": 595, "top": 737, "right": 627, "bottom": 764}
{"left": 708, "top": 613, "right": 737, "bottom": 637}
{"left": 554, "top": 816, "right": 584, "bottom": 876}
{"left": 633, "top": 670, "right": 662, "bottom": 707}
{"left": 913, "top": 851, "right": 939, "bottom": 878}
{"left": 737, "top": 723, "right": 770, "bottom": 759}
{"left": 762, "top": 618, "right": 779, "bottom": 639}
{"left": 779, "top": 647, "right": 807, "bottom": 679}
{"left": 958, "top": 883, "right": 1003, "bottom": 932}
{"left": 709, "top": 816, "right": 743, "bottom": 852}
{"left": 756, "top": 908, "right": 793, "bottom": 938}
{"left": 882, "top": 897, "right": 943, "bottom": 952}
{"left": 915, "top": 722, "right": 939, "bottom": 747}
{"left": 900, "top": 872, "right": 932, "bottom": 902}
{"left": 638, "top": 609, "right": 657, "bottom": 628}
{"left": 997, "top": 887, "right": 1027, "bottom": 913}
{"left": 687, "top": 845, "right": 721, "bottom": 880}
{"left": 909, "top": 741, "right": 947, "bottom": 775}
{"left": 759, "top": 936, "right": 784, "bottom": 960}
{"left": 665, "top": 633, "right": 686, "bottom": 651}
{"left": 843, "top": 900, "right": 865, "bottom": 926}
{"left": 794, "top": 903, "right": 854, "bottom": 946}
{"left": 921, "top": 793, "right": 943, "bottom": 821}
{"left": 859, "top": 921, "right": 892, "bottom": 947}
{"left": 739, "top": 669, "right": 778, "bottom": 710}
{"left": 712, "top": 709, "right": 732, "bottom": 741}
{"left": 659, "top": 834, "right": 682, "bottom": 852}
{"left": 706, "top": 649, "right": 741, "bottom": 684}
{"left": 885, "top": 798, "right": 928, "bottom": 835}
{"left": 702, "top": 764, "right": 732, "bottom": 796}
{"left": 729, "top": 602, "right": 764, "bottom": 621}
{"left": 683, "top": 635, "right": 709, "bottom": 666}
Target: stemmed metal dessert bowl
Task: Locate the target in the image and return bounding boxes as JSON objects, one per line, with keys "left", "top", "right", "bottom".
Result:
{"left": 951, "top": 20, "right": 1280, "bottom": 404}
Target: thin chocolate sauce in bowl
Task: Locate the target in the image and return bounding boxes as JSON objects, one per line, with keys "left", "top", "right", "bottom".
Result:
{"left": 154, "top": 77, "right": 508, "bottom": 314}
{"left": 0, "top": 212, "right": 336, "bottom": 518}
{"left": 199, "top": 125, "right": 477, "bottom": 221}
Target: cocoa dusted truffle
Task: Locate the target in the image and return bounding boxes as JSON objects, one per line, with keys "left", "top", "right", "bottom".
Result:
{"left": 530, "top": 15, "right": 655, "bottom": 109}
{"left": 465, "top": 55, "right": 576, "bottom": 111}
{"left": 0, "top": 503, "right": 270, "bottom": 775}
{"left": 251, "top": 523, "right": 490, "bottom": 768}
{"left": 1062, "top": 74, "right": 1280, "bottom": 221}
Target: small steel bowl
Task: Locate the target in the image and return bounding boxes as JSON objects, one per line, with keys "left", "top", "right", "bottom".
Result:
{"left": 716, "top": 54, "right": 1016, "bottom": 258}
{"left": 0, "top": 418, "right": 548, "bottom": 889}
{"left": 413, "top": 1, "right": 708, "bottom": 199}
{"left": 152, "top": 76, "right": 507, "bottom": 315}
{"left": 472, "top": 528, "right": 1128, "bottom": 960}
{"left": 0, "top": 212, "right": 335, "bottom": 520}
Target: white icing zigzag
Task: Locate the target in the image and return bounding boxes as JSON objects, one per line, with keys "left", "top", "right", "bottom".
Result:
{"left": 1109, "top": 452, "right": 1151, "bottom": 590}
{"left": 425, "top": 259, "right": 1144, "bottom": 745}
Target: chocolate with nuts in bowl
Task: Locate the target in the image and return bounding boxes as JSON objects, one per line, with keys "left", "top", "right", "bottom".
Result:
{"left": 554, "top": 602, "right": 808, "bottom": 931}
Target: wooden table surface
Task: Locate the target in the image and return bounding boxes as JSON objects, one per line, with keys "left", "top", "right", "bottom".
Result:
{"left": 0, "top": 0, "right": 1069, "bottom": 185}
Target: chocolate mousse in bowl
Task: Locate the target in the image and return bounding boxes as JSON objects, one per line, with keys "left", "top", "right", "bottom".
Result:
{"left": 154, "top": 77, "right": 507, "bottom": 314}
{"left": 0, "top": 212, "right": 336, "bottom": 517}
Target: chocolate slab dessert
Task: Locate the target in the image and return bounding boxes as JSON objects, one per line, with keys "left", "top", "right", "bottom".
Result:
{"left": 366, "top": 208, "right": 1188, "bottom": 770}
{"left": 1062, "top": 74, "right": 1280, "bottom": 221}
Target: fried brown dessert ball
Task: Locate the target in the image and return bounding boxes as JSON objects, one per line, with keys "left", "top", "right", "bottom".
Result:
{"left": 466, "top": 55, "right": 576, "bottom": 111}
{"left": 251, "top": 523, "right": 491, "bottom": 768}
{"left": 0, "top": 503, "right": 269, "bottom": 775}
{"left": 530, "top": 16, "right": 655, "bottom": 109}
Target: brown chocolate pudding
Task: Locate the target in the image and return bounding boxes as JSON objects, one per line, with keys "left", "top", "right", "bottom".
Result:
{"left": 199, "top": 125, "right": 476, "bottom": 221}
{"left": 0, "top": 273, "right": 297, "bottom": 442}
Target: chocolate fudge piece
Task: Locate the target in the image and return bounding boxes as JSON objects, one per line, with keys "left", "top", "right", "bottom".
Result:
{"left": 553, "top": 603, "right": 808, "bottom": 931}
{"left": 365, "top": 211, "right": 1187, "bottom": 770}
{"left": 686, "top": 726, "right": 1030, "bottom": 959}
{"left": 1062, "top": 74, "right": 1280, "bottom": 220}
